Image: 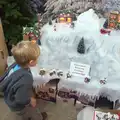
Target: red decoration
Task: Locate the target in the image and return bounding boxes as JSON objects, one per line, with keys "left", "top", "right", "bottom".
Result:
{"left": 117, "top": 113, "right": 120, "bottom": 120}
{"left": 100, "top": 29, "right": 111, "bottom": 35}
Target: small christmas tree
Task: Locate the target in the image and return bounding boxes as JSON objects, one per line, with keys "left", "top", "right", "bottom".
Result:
{"left": 77, "top": 38, "right": 85, "bottom": 54}
{"left": 70, "top": 22, "right": 75, "bottom": 29}
{"left": 73, "top": 14, "right": 77, "bottom": 21}
{"left": 103, "top": 19, "right": 108, "bottom": 29}
{"left": 49, "top": 19, "right": 52, "bottom": 25}
{"left": 55, "top": 19, "right": 57, "bottom": 23}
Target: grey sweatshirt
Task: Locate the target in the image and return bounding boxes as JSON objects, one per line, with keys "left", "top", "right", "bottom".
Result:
{"left": 2, "top": 64, "right": 33, "bottom": 111}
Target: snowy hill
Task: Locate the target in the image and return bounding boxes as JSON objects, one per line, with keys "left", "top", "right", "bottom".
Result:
{"left": 36, "top": 9, "right": 120, "bottom": 99}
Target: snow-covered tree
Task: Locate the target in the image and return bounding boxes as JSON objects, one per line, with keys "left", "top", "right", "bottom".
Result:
{"left": 77, "top": 38, "right": 85, "bottom": 54}
{"left": 102, "top": 0, "right": 120, "bottom": 12}
{"left": 44, "top": 0, "right": 103, "bottom": 16}
{"left": 43, "top": 0, "right": 120, "bottom": 19}
{"left": 27, "top": 0, "right": 46, "bottom": 14}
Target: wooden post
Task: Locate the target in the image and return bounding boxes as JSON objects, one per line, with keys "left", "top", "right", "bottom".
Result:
{"left": 0, "top": 18, "right": 8, "bottom": 75}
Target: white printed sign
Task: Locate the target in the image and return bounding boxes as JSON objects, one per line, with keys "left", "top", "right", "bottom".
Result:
{"left": 70, "top": 62, "right": 90, "bottom": 77}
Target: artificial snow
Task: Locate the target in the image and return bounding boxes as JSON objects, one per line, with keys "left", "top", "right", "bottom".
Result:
{"left": 36, "top": 9, "right": 120, "bottom": 102}
{"left": 77, "top": 9, "right": 100, "bottom": 31}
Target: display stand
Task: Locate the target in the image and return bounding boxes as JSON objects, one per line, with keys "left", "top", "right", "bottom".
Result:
{"left": 35, "top": 78, "right": 60, "bottom": 103}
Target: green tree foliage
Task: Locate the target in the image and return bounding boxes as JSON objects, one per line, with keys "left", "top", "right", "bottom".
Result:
{"left": 0, "top": 0, "right": 36, "bottom": 44}
{"left": 77, "top": 37, "right": 85, "bottom": 54}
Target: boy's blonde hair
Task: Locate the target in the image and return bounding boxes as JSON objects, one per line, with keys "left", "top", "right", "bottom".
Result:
{"left": 11, "top": 41, "right": 40, "bottom": 66}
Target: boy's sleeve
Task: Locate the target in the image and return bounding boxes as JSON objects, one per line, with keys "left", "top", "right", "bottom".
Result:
{"left": 15, "top": 74, "right": 33, "bottom": 105}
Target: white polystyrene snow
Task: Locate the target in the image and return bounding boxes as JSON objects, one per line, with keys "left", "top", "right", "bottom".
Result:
{"left": 30, "top": 9, "right": 120, "bottom": 102}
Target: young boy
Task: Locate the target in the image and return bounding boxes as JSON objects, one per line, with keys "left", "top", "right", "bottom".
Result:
{"left": 2, "top": 41, "right": 46, "bottom": 120}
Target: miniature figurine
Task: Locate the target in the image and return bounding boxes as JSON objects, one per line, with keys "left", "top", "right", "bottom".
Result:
{"left": 49, "top": 70, "right": 56, "bottom": 76}
{"left": 96, "top": 115, "right": 101, "bottom": 120}
{"left": 55, "top": 19, "right": 57, "bottom": 23}
{"left": 84, "top": 77, "right": 90, "bottom": 83}
{"left": 100, "top": 80, "right": 106, "bottom": 84}
{"left": 66, "top": 72, "right": 72, "bottom": 78}
{"left": 70, "top": 22, "right": 75, "bottom": 29}
{"left": 57, "top": 71, "right": 63, "bottom": 77}
{"left": 54, "top": 25, "right": 56, "bottom": 31}
{"left": 49, "top": 19, "right": 52, "bottom": 25}
{"left": 103, "top": 114, "right": 108, "bottom": 120}
{"left": 100, "top": 78, "right": 107, "bottom": 84}
{"left": 39, "top": 69, "right": 46, "bottom": 75}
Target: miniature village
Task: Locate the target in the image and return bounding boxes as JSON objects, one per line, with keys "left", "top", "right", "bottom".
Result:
{"left": 11, "top": 2, "right": 120, "bottom": 120}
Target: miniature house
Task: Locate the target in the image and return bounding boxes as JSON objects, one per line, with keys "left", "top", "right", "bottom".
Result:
{"left": 118, "top": 14, "right": 120, "bottom": 23}
{"left": 58, "top": 14, "right": 66, "bottom": 23}
{"left": 117, "top": 14, "right": 120, "bottom": 29}
{"left": 108, "top": 11, "right": 119, "bottom": 29}
{"left": 109, "top": 11, "right": 119, "bottom": 20}
{"left": 109, "top": 22, "right": 116, "bottom": 28}
{"left": 66, "top": 14, "right": 72, "bottom": 23}
{"left": 58, "top": 13, "right": 73, "bottom": 23}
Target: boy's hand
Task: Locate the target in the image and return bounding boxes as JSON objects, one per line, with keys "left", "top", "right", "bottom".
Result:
{"left": 30, "top": 97, "right": 36, "bottom": 107}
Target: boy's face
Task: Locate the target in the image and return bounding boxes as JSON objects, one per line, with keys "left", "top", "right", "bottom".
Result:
{"left": 29, "top": 59, "right": 38, "bottom": 67}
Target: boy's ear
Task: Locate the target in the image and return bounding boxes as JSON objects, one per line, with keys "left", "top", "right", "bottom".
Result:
{"left": 29, "top": 60, "right": 33, "bottom": 64}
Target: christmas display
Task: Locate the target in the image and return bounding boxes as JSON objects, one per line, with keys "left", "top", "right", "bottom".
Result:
{"left": 33, "top": 9, "right": 120, "bottom": 104}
